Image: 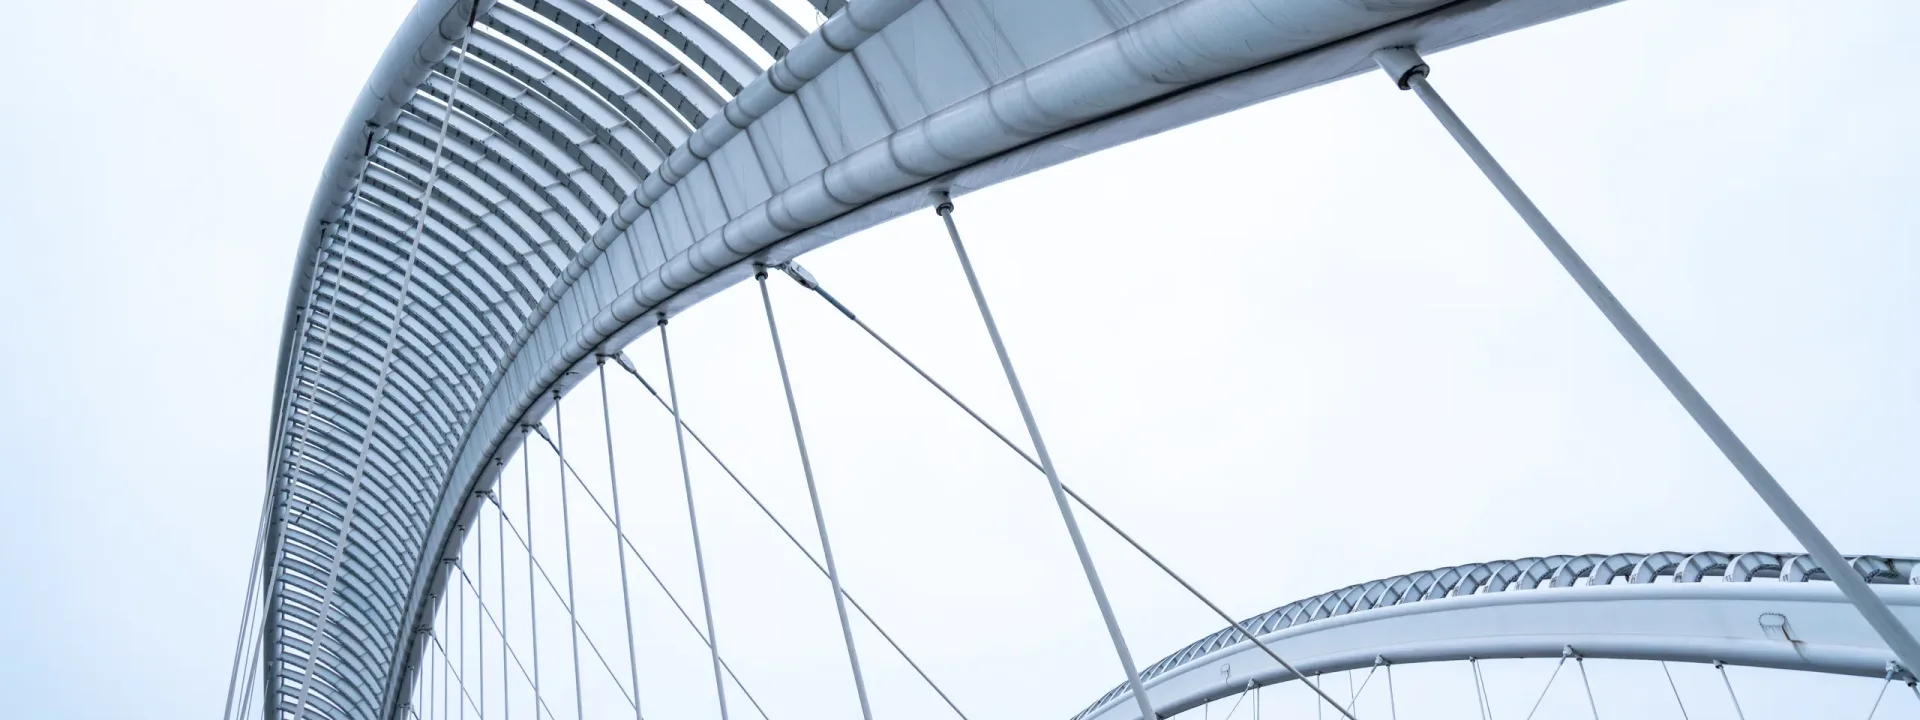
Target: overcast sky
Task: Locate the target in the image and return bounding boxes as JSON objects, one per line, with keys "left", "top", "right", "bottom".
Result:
{"left": 1, "top": 1, "right": 1917, "bottom": 719}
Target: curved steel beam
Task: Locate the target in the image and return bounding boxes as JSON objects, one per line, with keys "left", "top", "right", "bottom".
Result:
{"left": 262, "top": 2, "right": 1635, "bottom": 718}
{"left": 1074, "top": 552, "right": 1920, "bottom": 720}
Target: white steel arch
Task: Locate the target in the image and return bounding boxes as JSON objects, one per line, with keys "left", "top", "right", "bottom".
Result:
{"left": 1074, "top": 552, "right": 1920, "bottom": 720}
{"left": 255, "top": 1, "right": 1656, "bottom": 717}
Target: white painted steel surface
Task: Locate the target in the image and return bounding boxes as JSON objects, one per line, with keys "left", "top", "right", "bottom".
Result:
{"left": 262, "top": 1, "right": 1627, "bottom": 717}
{"left": 1075, "top": 552, "right": 1920, "bottom": 720}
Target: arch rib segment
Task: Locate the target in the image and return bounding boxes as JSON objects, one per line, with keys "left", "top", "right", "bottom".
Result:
{"left": 265, "top": 2, "right": 1633, "bottom": 718}
{"left": 1074, "top": 553, "right": 1920, "bottom": 720}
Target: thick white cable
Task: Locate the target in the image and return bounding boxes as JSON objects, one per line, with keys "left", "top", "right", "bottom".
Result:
{"left": 496, "top": 479, "right": 510, "bottom": 720}
{"left": 1715, "top": 661, "right": 1747, "bottom": 720}
{"left": 1385, "top": 664, "right": 1397, "bottom": 720}
{"left": 477, "top": 510, "right": 486, "bottom": 720}
{"left": 522, "top": 428, "right": 545, "bottom": 718}
{"left": 937, "top": 193, "right": 1162, "bottom": 720}
{"left": 1574, "top": 656, "right": 1598, "bottom": 720}
{"left": 1659, "top": 662, "right": 1690, "bottom": 720}
{"left": 1374, "top": 46, "right": 1920, "bottom": 673}
{"left": 754, "top": 269, "right": 876, "bottom": 720}
{"left": 660, "top": 315, "right": 733, "bottom": 720}
{"left": 460, "top": 561, "right": 469, "bottom": 720}
{"left": 552, "top": 391, "right": 589, "bottom": 720}
{"left": 596, "top": 361, "right": 648, "bottom": 720}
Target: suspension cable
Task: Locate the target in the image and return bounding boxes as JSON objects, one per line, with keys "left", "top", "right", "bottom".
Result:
{"left": 497, "top": 470, "right": 511, "bottom": 720}
{"left": 1574, "top": 654, "right": 1599, "bottom": 720}
{"left": 597, "top": 360, "right": 648, "bottom": 720}
{"left": 1373, "top": 45, "right": 1920, "bottom": 674}
{"left": 1470, "top": 658, "right": 1493, "bottom": 720}
{"left": 522, "top": 427, "right": 544, "bottom": 718}
{"left": 1659, "top": 662, "right": 1689, "bottom": 720}
{"left": 605, "top": 353, "right": 973, "bottom": 720}
{"left": 1386, "top": 662, "right": 1398, "bottom": 720}
{"left": 1714, "top": 661, "right": 1747, "bottom": 720}
{"left": 1522, "top": 653, "right": 1567, "bottom": 720}
{"left": 459, "top": 556, "right": 467, "bottom": 720}
{"left": 477, "top": 508, "right": 486, "bottom": 720}
{"left": 450, "top": 555, "right": 560, "bottom": 720}
{"left": 1220, "top": 681, "right": 1256, "bottom": 720}
{"left": 1865, "top": 671, "right": 1892, "bottom": 720}
{"left": 779, "top": 256, "right": 1357, "bottom": 716}
{"left": 553, "top": 391, "right": 590, "bottom": 720}
{"left": 488, "top": 485, "right": 775, "bottom": 720}
{"left": 935, "top": 193, "right": 1160, "bottom": 720}
{"left": 660, "top": 314, "right": 734, "bottom": 720}
{"left": 755, "top": 267, "right": 877, "bottom": 720}
{"left": 430, "top": 627, "right": 487, "bottom": 717}
{"left": 491, "top": 481, "right": 638, "bottom": 710}
{"left": 1345, "top": 661, "right": 1380, "bottom": 715}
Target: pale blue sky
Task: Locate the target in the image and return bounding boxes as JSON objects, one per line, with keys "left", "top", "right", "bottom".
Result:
{"left": 0, "top": 1, "right": 1915, "bottom": 718}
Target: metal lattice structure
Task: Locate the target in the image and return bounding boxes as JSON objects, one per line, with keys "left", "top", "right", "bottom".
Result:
{"left": 1076, "top": 552, "right": 1920, "bottom": 720}
{"left": 235, "top": 1, "right": 1920, "bottom": 719}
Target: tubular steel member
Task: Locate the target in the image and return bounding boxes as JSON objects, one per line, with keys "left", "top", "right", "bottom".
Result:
{"left": 598, "top": 358, "right": 648, "bottom": 720}
{"left": 661, "top": 313, "right": 733, "bottom": 720}
{"left": 755, "top": 267, "right": 877, "bottom": 720}
{"left": 1369, "top": 45, "right": 1920, "bottom": 675}
{"left": 938, "top": 191, "right": 1171, "bottom": 720}
{"left": 777, "top": 259, "right": 1359, "bottom": 719}
{"left": 552, "top": 389, "right": 590, "bottom": 720}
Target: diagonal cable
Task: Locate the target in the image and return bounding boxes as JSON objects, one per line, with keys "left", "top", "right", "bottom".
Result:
{"left": 776, "top": 261, "right": 1355, "bottom": 716}
{"left": 566, "top": 364, "right": 974, "bottom": 720}
{"left": 489, "top": 483, "right": 774, "bottom": 720}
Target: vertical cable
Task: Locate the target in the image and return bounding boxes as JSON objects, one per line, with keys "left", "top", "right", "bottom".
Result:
{"left": 1386, "top": 663, "right": 1397, "bottom": 720}
{"left": 1574, "top": 656, "right": 1598, "bottom": 720}
{"left": 935, "top": 192, "right": 1161, "bottom": 720}
{"left": 523, "top": 430, "right": 544, "bottom": 718}
{"left": 598, "top": 359, "right": 649, "bottom": 720}
{"left": 1659, "top": 662, "right": 1689, "bottom": 720}
{"left": 1470, "top": 658, "right": 1493, "bottom": 720}
{"left": 497, "top": 481, "right": 512, "bottom": 720}
{"left": 1714, "top": 661, "right": 1747, "bottom": 720}
{"left": 429, "top": 626, "right": 438, "bottom": 720}
{"left": 660, "top": 314, "right": 733, "bottom": 720}
{"left": 442, "top": 595, "right": 451, "bottom": 720}
{"left": 553, "top": 391, "right": 588, "bottom": 720}
{"left": 776, "top": 263, "right": 1348, "bottom": 716}
{"left": 478, "top": 511, "right": 487, "bottom": 720}
{"left": 610, "top": 353, "right": 972, "bottom": 720}
{"left": 754, "top": 269, "right": 876, "bottom": 720}
{"left": 1372, "top": 46, "right": 1920, "bottom": 673}
{"left": 461, "top": 564, "right": 469, "bottom": 720}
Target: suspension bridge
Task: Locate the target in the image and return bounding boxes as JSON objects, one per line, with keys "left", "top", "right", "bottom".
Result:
{"left": 224, "top": 1, "right": 1920, "bottom": 719}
